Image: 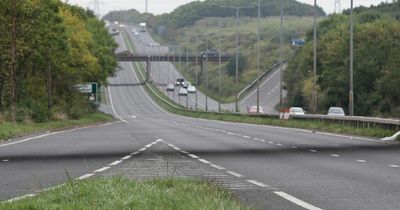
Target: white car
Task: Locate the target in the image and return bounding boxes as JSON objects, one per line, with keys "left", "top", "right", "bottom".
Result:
{"left": 327, "top": 107, "right": 345, "bottom": 116}
{"left": 247, "top": 106, "right": 264, "bottom": 114}
{"left": 289, "top": 107, "right": 305, "bottom": 115}
{"left": 166, "top": 84, "right": 174, "bottom": 91}
{"left": 187, "top": 85, "right": 196, "bottom": 93}
{"left": 178, "top": 88, "right": 188, "bottom": 96}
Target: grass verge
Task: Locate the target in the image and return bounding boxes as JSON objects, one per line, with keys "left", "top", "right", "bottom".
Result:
{"left": 0, "top": 177, "right": 252, "bottom": 210}
{"left": 0, "top": 112, "right": 113, "bottom": 141}
{"left": 121, "top": 30, "right": 396, "bottom": 139}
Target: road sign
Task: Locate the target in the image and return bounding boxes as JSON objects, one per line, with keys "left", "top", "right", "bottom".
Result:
{"left": 75, "top": 82, "right": 99, "bottom": 104}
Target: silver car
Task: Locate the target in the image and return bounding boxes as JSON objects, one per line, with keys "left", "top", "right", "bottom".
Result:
{"left": 178, "top": 88, "right": 188, "bottom": 96}
{"left": 327, "top": 107, "right": 345, "bottom": 116}
{"left": 166, "top": 84, "right": 174, "bottom": 91}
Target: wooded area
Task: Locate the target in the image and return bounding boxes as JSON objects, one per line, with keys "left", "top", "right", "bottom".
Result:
{"left": 0, "top": 0, "right": 117, "bottom": 123}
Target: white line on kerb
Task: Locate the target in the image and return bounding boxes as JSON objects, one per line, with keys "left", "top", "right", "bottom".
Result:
{"left": 226, "top": 171, "right": 243, "bottom": 177}
{"left": 210, "top": 164, "right": 225, "bottom": 170}
{"left": 274, "top": 191, "right": 323, "bottom": 210}
{"left": 198, "top": 159, "right": 210, "bottom": 164}
{"left": 78, "top": 173, "right": 94, "bottom": 180}
{"left": 247, "top": 180, "right": 269, "bottom": 188}
{"left": 94, "top": 167, "right": 110, "bottom": 173}
{"left": 189, "top": 154, "right": 199, "bottom": 159}
{"left": 110, "top": 160, "right": 123, "bottom": 166}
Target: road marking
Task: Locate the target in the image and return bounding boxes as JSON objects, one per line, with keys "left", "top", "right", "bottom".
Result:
{"left": 94, "top": 167, "right": 110, "bottom": 173}
{"left": 388, "top": 165, "right": 399, "bottom": 168}
{"left": 198, "top": 159, "right": 210, "bottom": 164}
{"left": 172, "top": 146, "right": 181, "bottom": 151}
{"left": 330, "top": 154, "right": 340, "bottom": 157}
{"left": 4, "top": 194, "right": 36, "bottom": 203}
{"left": 227, "top": 132, "right": 234, "bottom": 135}
{"left": 132, "top": 151, "right": 140, "bottom": 155}
{"left": 226, "top": 171, "right": 243, "bottom": 177}
{"left": 356, "top": 160, "right": 367, "bottom": 163}
{"left": 243, "top": 135, "right": 250, "bottom": 139}
{"left": 210, "top": 164, "right": 225, "bottom": 170}
{"left": 110, "top": 160, "right": 123, "bottom": 166}
{"left": 121, "top": 155, "right": 132, "bottom": 160}
{"left": 309, "top": 150, "right": 317, "bottom": 153}
{"left": 189, "top": 154, "right": 199, "bottom": 159}
{"left": 131, "top": 115, "right": 137, "bottom": 119}
{"left": 156, "top": 139, "right": 163, "bottom": 142}
{"left": 167, "top": 143, "right": 175, "bottom": 147}
{"left": 276, "top": 143, "right": 282, "bottom": 146}
{"left": 259, "top": 139, "right": 266, "bottom": 142}
{"left": 291, "top": 146, "right": 298, "bottom": 149}
{"left": 78, "top": 173, "right": 94, "bottom": 180}
{"left": 139, "top": 148, "right": 147, "bottom": 152}
{"left": 274, "top": 191, "right": 322, "bottom": 210}
{"left": 2, "top": 159, "right": 10, "bottom": 162}
{"left": 180, "top": 150, "right": 189, "bottom": 154}
{"left": 247, "top": 180, "right": 269, "bottom": 188}
{"left": 107, "top": 86, "right": 128, "bottom": 123}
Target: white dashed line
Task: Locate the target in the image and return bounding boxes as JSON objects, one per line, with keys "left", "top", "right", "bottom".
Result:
{"left": 139, "top": 148, "right": 147, "bottom": 152}
{"left": 210, "top": 164, "right": 225, "bottom": 170}
{"left": 180, "top": 150, "right": 189, "bottom": 154}
{"left": 78, "top": 173, "right": 94, "bottom": 180}
{"left": 132, "top": 151, "right": 140, "bottom": 155}
{"left": 274, "top": 191, "right": 322, "bottom": 210}
{"left": 268, "top": 141, "right": 274, "bottom": 144}
{"left": 172, "top": 146, "right": 181, "bottom": 151}
{"left": 227, "top": 132, "right": 234, "bottom": 135}
{"left": 167, "top": 143, "right": 175, "bottom": 147}
{"left": 291, "top": 146, "right": 298, "bottom": 149}
{"left": 247, "top": 180, "right": 269, "bottom": 188}
{"left": 121, "top": 155, "right": 132, "bottom": 160}
{"left": 94, "top": 167, "right": 110, "bottom": 173}
{"left": 259, "top": 139, "right": 266, "bottom": 142}
{"left": 276, "top": 143, "right": 282, "bottom": 146}
{"left": 330, "top": 154, "right": 340, "bottom": 157}
{"left": 243, "top": 135, "right": 250, "bottom": 139}
{"left": 388, "top": 165, "right": 399, "bottom": 168}
{"left": 189, "top": 154, "right": 199, "bottom": 159}
{"left": 2, "top": 159, "right": 10, "bottom": 162}
{"left": 199, "top": 159, "right": 210, "bottom": 164}
{"left": 356, "top": 160, "right": 367, "bottom": 163}
{"left": 309, "top": 150, "right": 317, "bottom": 153}
{"left": 226, "top": 171, "right": 243, "bottom": 177}
{"left": 110, "top": 160, "right": 123, "bottom": 166}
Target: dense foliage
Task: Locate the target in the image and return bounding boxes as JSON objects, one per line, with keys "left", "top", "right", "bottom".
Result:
{"left": 0, "top": 0, "right": 117, "bottom": 123}
{"left": 284, "top": 1, "right": 400, "bottom": 117}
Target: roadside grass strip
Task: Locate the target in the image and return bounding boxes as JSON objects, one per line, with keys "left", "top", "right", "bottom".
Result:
{"left": 0, "top": 177, "right": 252, "bottom": 210}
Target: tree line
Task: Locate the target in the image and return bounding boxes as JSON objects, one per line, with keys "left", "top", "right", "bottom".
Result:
{"left": 0, "top": 0, "right": 118, "bottom": 123}
{"left": 284, "top": 1, "right": 400, "bottom": 117}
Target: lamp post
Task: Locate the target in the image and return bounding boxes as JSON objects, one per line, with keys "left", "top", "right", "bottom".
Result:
{"left": 195, "top": 34, "right": 199, "bottom": 110}
{"left": 313, "top": 0, "right": 317, "bottom": 114}
{"left": 205, "top": 17, "right": 209, "bottom": 112}
{"left": 349, "top": 0, "right": 354, "bottom": 116}
{"left": 279, "top": 0, "right": 284, "bottom": 112}
{"left": 218, "top": 18, "right": 222, "bottom": 112}
{"left": 256, "top": 0, "right": 261, "bottom": 113}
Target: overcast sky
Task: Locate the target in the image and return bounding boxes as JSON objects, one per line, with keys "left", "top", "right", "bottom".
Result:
{"left": 66, "top": 0, "right": 391, "bottom": 16}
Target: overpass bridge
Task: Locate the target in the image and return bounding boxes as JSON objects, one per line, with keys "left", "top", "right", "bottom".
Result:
{"left": 116, "top": 51, "right": 231, "bottom": 82}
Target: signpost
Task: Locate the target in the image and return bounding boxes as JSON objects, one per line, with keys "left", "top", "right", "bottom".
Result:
{"left": 75, "top": 82, "right": 99, "bottom": 105}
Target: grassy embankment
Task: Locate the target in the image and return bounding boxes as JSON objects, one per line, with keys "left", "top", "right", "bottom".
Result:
{"left": 0, "top": 112, "right": 113, "bottom": 141}
{"left": 121, "top": 30, "right": 397, "bottom": 139}
{"left": 0, "top": 177, "right": 252, "bottom": 210}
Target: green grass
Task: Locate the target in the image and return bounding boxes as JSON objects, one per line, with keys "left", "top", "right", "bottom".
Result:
{"left": 121, "top": 30, "right": 396, "bottom": 139}
{"left": 0, "top": 177, "right": 252, "bottom": 210}
{"left": 0, "top": 112, "right": 113, "bottom": 141}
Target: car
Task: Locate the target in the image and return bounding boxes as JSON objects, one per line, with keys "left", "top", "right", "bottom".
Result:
{"left": 119, "top": 24, "right": 125, "bottom": 28}
{"left": 166, "top": 84, "right": 174, "bottom": 91}
{"left": 134, "top": 32, "right": 139, "bottom": 36}
{"left": 178, "top": 88, "right": 188, "bottom": 96}
{"left": 289, "top": 107, "right": 305, "bottom": 115}
{"left": 176, "top": 78, "right": 185, "bottom": 86}
{"left": 247, "top": 106, "right": 264, "bottom": 114}
{"left": 200, "top": 49, "right": 219, "bottom": 58}
{"left": 187, "top": 85, "right": 196, "bottom": 93}
{"left": 327, "top": 107, "right": 345, "bottom": 116}
{"left": 110, "top": 28, "right": 119, "bottom": 36}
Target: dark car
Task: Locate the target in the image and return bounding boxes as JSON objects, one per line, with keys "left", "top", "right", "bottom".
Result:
{"left": 200, "top": 49, "right": 219, "bottom": 58}
{"left": 175, "top": 78, "right": 185, "bottom": 86}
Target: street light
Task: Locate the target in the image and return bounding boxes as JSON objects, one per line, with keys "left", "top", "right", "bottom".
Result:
{"left": 279, "top": 0, "right": 284, "bottom": 112}
{"left": 218, "top": 18, "right": 222, "bottom": 112}
{"left": 256, "top": 0, "right": 261, "bottom": 113}
{"left": 349, "top": 0, "right": 354, "bottom": 116}
{"left": 313, "top": 0, "right": 318, "bottom": 114}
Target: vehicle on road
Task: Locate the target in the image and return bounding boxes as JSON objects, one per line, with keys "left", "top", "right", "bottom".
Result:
{"left": 247, "top": 106, "right": 264, "bottom": 114}
{"left": 200, "top": 49, "right": 219, "bottom": 58}
{"left": 176, "top": 78, "right": 185, "bottom": 86}
{"left": 139, "top": 22, "right": 146, "bottom": 32}
{"left": 110, "top": 28, "right": 119, "bottom": 36}
{"left": 327, "top": 107, "right": 345, "bottom": 116}
{"left": 166, "top": 84, "right": 174, "bottom": 91}
{"left": 289, "top": 107, "right": 305, "bottom": 115}
{"left": 178, "top": 88, "right": 188, "bottom": 96}
{"left": 187, "top": 85, "right": 196, "bottom": 93}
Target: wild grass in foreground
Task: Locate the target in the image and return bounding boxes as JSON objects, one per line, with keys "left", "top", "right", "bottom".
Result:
{"left": 0, "top": 112, "right": 113, "bottom": 141}
{"left": 0, "top": 177, "right": 252, "bottom": 210}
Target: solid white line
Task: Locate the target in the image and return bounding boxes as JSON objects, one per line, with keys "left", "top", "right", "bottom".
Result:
{"left": 172, "top": 146, "right": 181, "bottom": 151}
{"left": 330, "top": 154, "right": 340, "bottom": 157}
{"left": 156, "top": 139, "right": 163, "bottom": 142}
{"left": 94, "top": 167, "right": 110, "bottom": 173}
{"left": 240, "top": 68, "right": 280, "bottom": 104}
{"left": 167, "top": 143, "right": 175, "bottom": 147}
{"left": 198, "top": 159, "right": 210, "bottom": 164}
{"left": 4, "top": 194, "right": 36, "bottom": 203}
{"left": 274, "top": 191, "right": 322, "bottom": 210}
{"left": 189, "top": 154, "right": 199, "bottom": 159}
{"left": 110, "top": 160, "right": 123, "bottom": 166}
{"left": 78, "top": 173, "right": 94, "bottom": 180}
{"left": 121, "top": 155, "right": 132, "bottom": 160}
{"left": 180, "top": 150, "right": 189, "bottom": 154}
{"left": 226, "top": 171, "right": 243, "bottom": 177}
{"left": 388, "top": 165, "right": 399, "bottom": 168}
{"left": 210, "top": 164, "right": 225, "bottom": 170}
{"left": 356, "top": 160, "right": 366, "bottom": 163}
{"left": 309, "top": 150, "right": 317, "bottom": 153}
{"left": 247, "top": 180, "right": 269, "bottom": 188}
{"left": 107, "top": 86, "right": 128, "bottom": 123}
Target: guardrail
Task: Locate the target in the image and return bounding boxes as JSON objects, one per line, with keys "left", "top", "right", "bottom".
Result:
{"left": 288, "top": 114, "right": 400, "bottom": 131}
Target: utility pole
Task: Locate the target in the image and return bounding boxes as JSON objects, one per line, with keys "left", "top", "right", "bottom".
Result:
{"left": 205, "top": 18, "right": 209, "bottom": 112}
{"left": 313, "top": 0, "right": 317, "bottom": 113}
{"left": 235, "top": 7, "right": 239, "bottom": 112}
{"left": 349, "top": 0, "right": 354, "bottom": 116}
{"left": 195, "top": 34, "right": 199, "bottom": 110}
{"left": 279, "top": 0, "right": 284, "bottom": 111}
{"left": 218, "top": 18, "right": 222, "bottom": 112}
{"left": 256, "top": 0, "right": 261, "bottom": 113}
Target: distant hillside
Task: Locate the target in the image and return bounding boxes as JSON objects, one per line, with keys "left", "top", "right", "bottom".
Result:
{"left": 103, "top": 9, "right": 153, "bottom": 24}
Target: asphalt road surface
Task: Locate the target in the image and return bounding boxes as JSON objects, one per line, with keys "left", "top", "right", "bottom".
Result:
{"left": 0, "top": 25, "right": 399, "bottom": 210}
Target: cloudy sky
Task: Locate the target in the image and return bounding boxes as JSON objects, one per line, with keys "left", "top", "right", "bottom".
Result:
{"left": 66, "top": 0, "right": 390, "bottom": 16}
